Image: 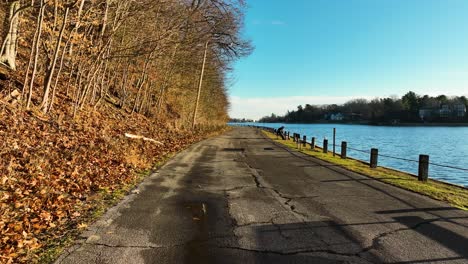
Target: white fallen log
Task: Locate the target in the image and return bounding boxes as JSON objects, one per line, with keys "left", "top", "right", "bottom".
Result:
{"left": 125, "top": 133, "right": 164, "bottom": 145}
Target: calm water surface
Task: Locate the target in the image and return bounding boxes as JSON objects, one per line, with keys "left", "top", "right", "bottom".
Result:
{"left": 231, "top": 123, "right": 468, "bottom": 187}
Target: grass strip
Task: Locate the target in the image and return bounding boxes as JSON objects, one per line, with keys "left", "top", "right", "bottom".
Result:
{"left": 262, "top": 130, "right": 468, "bottom": 210}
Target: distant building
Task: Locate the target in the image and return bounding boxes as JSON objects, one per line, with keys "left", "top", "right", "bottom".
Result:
{"left": 419, "top": 104, "right": 467, "bottom": 120}
{"left": 439, "top": 105, "right": 451, "bottom": 118}
{"left": 454, "top": 104, "right": 467, "bottom": 117}
{"left": 330, "top": 113, "right": 344, "bottom": 121}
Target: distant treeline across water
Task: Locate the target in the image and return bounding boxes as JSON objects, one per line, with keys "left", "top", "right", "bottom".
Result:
{"left": 258, "top": 91, "right": 468, "bottom": 124}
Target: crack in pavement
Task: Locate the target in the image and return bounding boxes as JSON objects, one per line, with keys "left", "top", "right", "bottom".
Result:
{"left": 235, "top": 221, "right": 273, "bottom": 228}
{"left": 245, "top": 161, "right": 319, "bottom": 220}
{"left": 85, "top": 242, "right": 186, "bottom": 250}
{"left": 223, "top": 185, "right": 256, "bottom": 192}
{"left": 241, "top": 159, "right": 377, "bottom": 260}
{"left": 216, "top": 245, "right": 371, "bottom": 262}
{"left": 243, "top": 163, "right": 341, "bottom": 250}
{"left": 209, "top": 185, "right": 257, "bottom": 193}
{"left": 358, "top": 218, "right": 447, "bottom": 256}
{"left": 271, "top": 189, "right": 315, "bottom": 219}
{"left": 251, "top": 173, "right": 264, "bottom": 189}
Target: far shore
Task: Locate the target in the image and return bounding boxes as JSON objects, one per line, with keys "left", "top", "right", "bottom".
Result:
{"left": 242, "top": 121, "right": 468, "bottom": 127}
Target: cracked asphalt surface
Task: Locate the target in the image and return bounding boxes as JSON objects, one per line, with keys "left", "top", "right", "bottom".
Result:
{"left": 55, "top": 127, "right": 468, "bottom": 264}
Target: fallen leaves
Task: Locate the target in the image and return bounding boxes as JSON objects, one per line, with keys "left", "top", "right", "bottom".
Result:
{"left": 0, "top": 107, "right": 223, "bottom": 263}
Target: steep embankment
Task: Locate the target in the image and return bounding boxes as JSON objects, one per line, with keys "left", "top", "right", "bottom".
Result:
{"left": 0, "top": 103, "right": 225, "bottom": 263}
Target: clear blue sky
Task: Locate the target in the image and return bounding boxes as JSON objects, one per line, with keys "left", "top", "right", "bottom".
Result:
{"left": 229, "top": 0, "right": 468, "bottom": 119}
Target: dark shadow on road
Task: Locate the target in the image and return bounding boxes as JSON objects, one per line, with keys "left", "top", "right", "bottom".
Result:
{"left": 300, "top": 164, "right": 343, "bottom": 168}
{"left": 222, "top": 148, "right": 245, "bottom": 152}
{"left": 393, "top": 215, "right": 468, "bottom": 258}
{"left": 228, "top": 137, "right": 266, "bottom": 140}
{"left": 177, "top": 219, "right": 386, "bottom": 263}
{"left": 389, "top": 257, "right": 467, "bottom": 264}
{"left": 321, "top": 178, "right": 413, "bottom": 183}
{"left": 376, "top": 207, "right": 460, "bottom": 214}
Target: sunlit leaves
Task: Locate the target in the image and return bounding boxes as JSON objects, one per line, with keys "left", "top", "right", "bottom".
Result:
{"left": 0, "top": 108, "right": 221, "bottom": 263}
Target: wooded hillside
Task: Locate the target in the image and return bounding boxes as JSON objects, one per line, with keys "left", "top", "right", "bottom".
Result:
{"left": 0, "top": 0, "right": 251, "bottom": 126}
{"left": 0, "top": 1, "right": 251, "bottom": 263}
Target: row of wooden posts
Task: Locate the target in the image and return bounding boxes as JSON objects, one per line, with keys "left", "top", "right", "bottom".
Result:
{"left": 277, "top": 130, "right": 430, "bottom": 182}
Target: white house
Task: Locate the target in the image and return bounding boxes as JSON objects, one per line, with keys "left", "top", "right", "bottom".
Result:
{"left": 439, "top": 105, "right": 451, "bottom": 118}
{"left": 330, "top": 113, "right": 344, "bottom": 121}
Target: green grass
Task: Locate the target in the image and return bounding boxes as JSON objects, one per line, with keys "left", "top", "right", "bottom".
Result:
{"left": 263, "top": 131, "right": 468, "bottom": 210}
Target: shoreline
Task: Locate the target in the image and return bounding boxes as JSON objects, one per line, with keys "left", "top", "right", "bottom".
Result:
{"left": 243, "top": 121, "right": 468, "bottom": 127}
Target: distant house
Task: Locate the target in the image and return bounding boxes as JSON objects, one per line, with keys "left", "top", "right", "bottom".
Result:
{"left": 454, "top": 104, "right": 467, "bottom": 117}
{"left": 439, "top": 105, "right": 451, "bottom": 118}
{"left": 419, "top": 104, "right": 467, "bottom": 120}
{"left": 330, "top": 113, "right": 344, "bottom": 121}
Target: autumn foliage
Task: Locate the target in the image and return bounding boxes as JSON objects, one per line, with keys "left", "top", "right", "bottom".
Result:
{"left": 0, "top": 103, "right": 227, "bottom": 263}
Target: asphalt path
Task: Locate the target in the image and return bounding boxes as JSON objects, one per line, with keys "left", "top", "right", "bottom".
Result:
{"left": 55, "top": 127, "right": 468, "bottom": 264}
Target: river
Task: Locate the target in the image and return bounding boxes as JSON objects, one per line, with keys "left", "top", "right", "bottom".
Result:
{"left": 231, "top": 123, "right": 468, "bottom": 187}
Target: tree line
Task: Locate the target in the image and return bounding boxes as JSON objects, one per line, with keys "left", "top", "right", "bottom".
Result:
{"left": 259, "top": 91, "right": 468, "bottom": 124}
{"left": 0, "top": 0, "right": 251, "bottom": 128}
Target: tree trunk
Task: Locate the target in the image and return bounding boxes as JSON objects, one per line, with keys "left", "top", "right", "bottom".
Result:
{"left": 192, "top": 41, "right": 209, "bottom": 129}
{"left": 0, "top": 1, "right": 21, "bottom": 70}
{"left": 22, "top": 2, "right": 42, "bottom": 98}
{"left": 26, "top": 1, "right": 45, "bottom": 109}
{"left": 41, "top": 7, "right": 69, "bottom": 113}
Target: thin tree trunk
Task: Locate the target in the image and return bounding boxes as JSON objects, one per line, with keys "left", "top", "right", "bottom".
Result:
{"left": 41, "top": 7, "right": 69, "bottom": 113}
{"left": 22, "top": 3, "right": 42, "bottom": 98}
{"left": 26, "top": 1, "right": 45, "bottom": 109}
{"left": 119, "top": 65, "right": 129, "bottom": 108}
{"left": 192, "top": 41, "right": 209, "bottom": 129}
{"left": 132, "top": 75, "right": 146, "bottom": 114}
{"left": 101, "top": 0, "right": 109, "bottom": 38}
{"left": 132, "top": 51, "right": 154, "bottom": 114}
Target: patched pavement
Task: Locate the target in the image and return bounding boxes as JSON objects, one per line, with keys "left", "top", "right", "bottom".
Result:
{"left": 55, "top": 127, "right": 468, "bottom": 264}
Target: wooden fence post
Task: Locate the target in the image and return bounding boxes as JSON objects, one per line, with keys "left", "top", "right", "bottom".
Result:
{"left": 303, "top": 135, "right": 307, "bottom": 147}
{"left": 323, "top": 139, "right": 328, "bottom": 153}
{"left": 341, "top": 142, "right": 347, "bottom": 159}
{"left": 311, "top": 137, "right": 315, "bottom": 150}
{"left": 418, "top": 155, "right": 429, "bottom": 182}
{"left": 370, "top": 148, "right": 378, "bottom": 168}
{"left": 333, "top": 128, "right": 336, "bottom": 157}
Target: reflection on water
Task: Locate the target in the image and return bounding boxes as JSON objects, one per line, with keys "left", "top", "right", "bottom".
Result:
{"left": 232, "top": 123, "right": 468, "bottom": 187}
